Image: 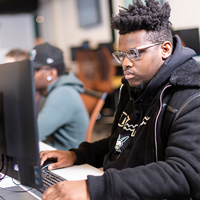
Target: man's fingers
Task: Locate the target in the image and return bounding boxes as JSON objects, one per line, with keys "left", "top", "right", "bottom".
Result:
{"left": 42, "top": 184, "right": 57, "bottom": 200}
{"left": 40, "top": 151, "right": 57, "bottom": 166}
{"left": 47, "top": 162, "right": 61, "bottom": 170}
{"left": 40, "top": 150, "right": 76, "bottom": 169}
{"left": 42, "top": 181, "right": 68, "bottom": 200}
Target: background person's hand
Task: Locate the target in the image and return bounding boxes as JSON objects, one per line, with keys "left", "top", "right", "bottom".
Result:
{"left": 42, "top": 180, "right": 90, "bottom": 200}
{"left": 40, "top": 150, "right": 77, "bottom": 170}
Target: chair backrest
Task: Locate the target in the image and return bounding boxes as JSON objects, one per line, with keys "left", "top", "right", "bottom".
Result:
{"left": 82, "top": 88, "right": 107, "bottom": 142}
{"left": 76, "top": 46, "right": 116, "bottom": 94}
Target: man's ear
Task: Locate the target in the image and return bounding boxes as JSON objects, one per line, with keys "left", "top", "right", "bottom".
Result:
{"left": 50, "top": 68, "right": 58, "bottom": 77}
{"left": 161, "top": 41, "right": 173, "bottom": 60}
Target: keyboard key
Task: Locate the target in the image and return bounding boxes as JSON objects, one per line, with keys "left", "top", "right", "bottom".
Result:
{"left": 37, "top": 168, "right": 67, "bottom": 193}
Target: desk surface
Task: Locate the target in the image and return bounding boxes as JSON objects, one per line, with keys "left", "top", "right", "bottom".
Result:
{"left": 39, "top": 142, "right": 104, "bottom": 180}
{"left": 0, "top": 142, "right": 104, "bottom": 200}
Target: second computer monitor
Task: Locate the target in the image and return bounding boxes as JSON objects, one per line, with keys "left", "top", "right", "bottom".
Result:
{"left": 0, "top": 59, "right": 42, "bottom": 188}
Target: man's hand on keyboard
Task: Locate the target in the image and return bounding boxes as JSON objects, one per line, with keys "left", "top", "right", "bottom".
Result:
{"left": 40, "top": 150, "right": 77, "bottom": 170}
{"left": 42, "top": 180, "right": 90, "bottom": 200}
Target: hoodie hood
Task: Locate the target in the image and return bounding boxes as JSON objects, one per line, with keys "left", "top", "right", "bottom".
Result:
{"left": 47, "top": 72, "right": 85, "bottom": 94}
{"left": 134, "top": 35, "right": 197, "bottom": 102}
{"left": 169, "top": 58, "right": 200, "bottom": 87}
{"left": 151, "top": 35, "right": 196, "bottom": 85}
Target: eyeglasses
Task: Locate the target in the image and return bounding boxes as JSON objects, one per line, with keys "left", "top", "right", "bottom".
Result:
{"left": 34, "top": 66, "right": 52, "bottom": 72}
{"left": 112, "top": 43, "right": 161, "bottom": 64}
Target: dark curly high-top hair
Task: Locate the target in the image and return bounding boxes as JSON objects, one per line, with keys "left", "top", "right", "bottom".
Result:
{"left": 111, "top": 0, "right": 173, "bottom": 44}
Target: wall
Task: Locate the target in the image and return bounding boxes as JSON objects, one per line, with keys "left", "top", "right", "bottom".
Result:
{"left": 168, "top": 0, "right": 200, "bottom": 30}
{"left": 0, "top": 14, "right": 35, "bottom": 63}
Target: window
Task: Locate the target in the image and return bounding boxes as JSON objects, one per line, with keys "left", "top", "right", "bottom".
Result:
{"left": 76, "top": 0, "right": 101, "bottom": 28}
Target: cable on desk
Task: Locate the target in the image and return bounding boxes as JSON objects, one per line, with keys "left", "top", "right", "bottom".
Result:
{"left": 0, "top": 154, "right": 4, "bottom": 172}
{"left": 0, "top": 186, "right": 33, "bottom": 193}
{"left": 0, "top": 178, "right": 33, "bottom": 193}
{"left": 0, "top": 155, "right": 9, "bottom": 181}
{"left": 0, "top": 155, "right": 34, "bottom": 194}
{"left": 12, "top": 178, "right": 22, "bottom": 186}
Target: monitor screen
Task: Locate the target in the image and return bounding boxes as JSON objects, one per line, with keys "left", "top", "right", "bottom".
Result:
{"left": 70, "top": 46, "right": 84, "bottom": 61}
{"left": 172, "top": 28, "right": 200, "bottom": 55}
{"left": 0, "top": 59, "right": 42, "bottom": 188}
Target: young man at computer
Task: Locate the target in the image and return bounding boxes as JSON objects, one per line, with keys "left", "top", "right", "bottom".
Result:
{"left": 40, "top": 0, "right": 200, "bottom": 199}
{"left": 31, "top": 43, "right": 89, "bottom": 151}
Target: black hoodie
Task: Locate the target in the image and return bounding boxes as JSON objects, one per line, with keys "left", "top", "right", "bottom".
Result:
{"left": 72, "top": 36, "right": 200, "bottom": 200}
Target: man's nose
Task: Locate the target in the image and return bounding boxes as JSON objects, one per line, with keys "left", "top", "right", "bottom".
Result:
{"left": 122, "top": 55, "right": 134, "bottom": 70}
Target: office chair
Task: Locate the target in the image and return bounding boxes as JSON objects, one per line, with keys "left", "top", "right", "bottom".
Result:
{"left": 76, "top": 46, "right": 116, "bottom": 94}
{"left": 82, "top": 88, "right": 108, "bottom": 142}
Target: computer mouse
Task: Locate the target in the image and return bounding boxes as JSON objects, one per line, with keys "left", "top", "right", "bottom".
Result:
{"left": 41, "top": 159, "right": 57, "bottom": 169}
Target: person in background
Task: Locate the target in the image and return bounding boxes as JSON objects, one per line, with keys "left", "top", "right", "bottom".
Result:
{"left": 4, "top": 48, "right": 45, "bottom": 114}
{"left": 40, "top": 0, "right": 200, "bottom": 199}
{"left": 5, "top": 49, "right": 29, "bottom": 63}
{"left": 31, "top": 42, "right": 89, "bottom": 150}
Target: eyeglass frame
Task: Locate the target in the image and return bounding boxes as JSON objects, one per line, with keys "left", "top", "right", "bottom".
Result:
{"left": 112, "top": 43, "right": 162, "bottom": 64}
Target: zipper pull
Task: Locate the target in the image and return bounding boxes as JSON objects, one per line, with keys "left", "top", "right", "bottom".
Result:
{"left": 117, "top": 153, "right": 121, "bottom": 159}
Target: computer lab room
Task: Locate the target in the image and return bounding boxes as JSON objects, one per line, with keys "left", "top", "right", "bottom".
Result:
{"left": 1, "top": 0, "right": 200, "bottom": 199}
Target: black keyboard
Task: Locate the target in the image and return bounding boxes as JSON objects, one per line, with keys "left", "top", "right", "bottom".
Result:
{"left": 38, "top": 168, "right": 67, "bottom": 193}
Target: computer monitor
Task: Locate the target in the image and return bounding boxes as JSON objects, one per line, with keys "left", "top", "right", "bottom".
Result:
{"left": 172, "top": 28, "right": 200, "bottom": 55}
{"left": 70, "top": 41, "right": 90, "bottom": 61}
{"left": 0, "top": 59, "right": 43, "bottom": 188}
